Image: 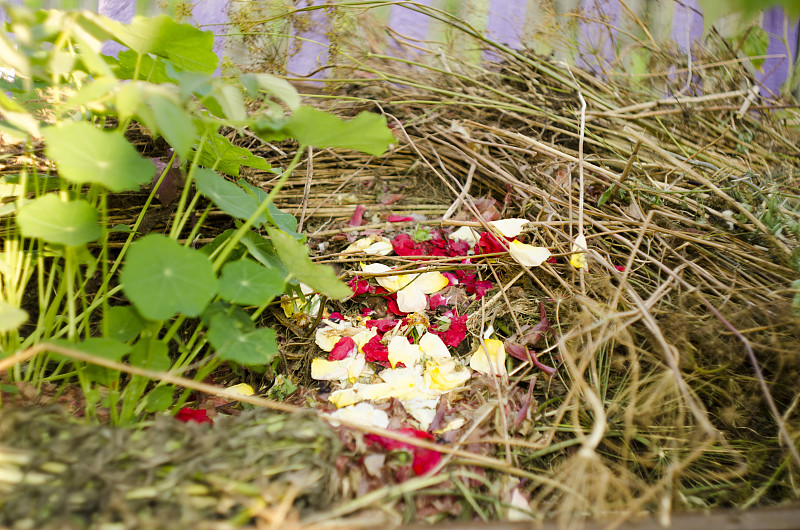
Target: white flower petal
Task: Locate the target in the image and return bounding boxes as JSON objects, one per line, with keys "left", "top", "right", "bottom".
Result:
{"left": 327, "top": 402, "right": 390, "bottom": 429}
{"left": 419, "top": 333, "right": 450, "bottom": 360}
{"left": 425, "top": 358, "right": 471, "bottom": 391}
{"left": 365, "top": 241, "right": 394, "bottom": 255}
{"left": 401, "top": 398, "right": 440, "bottom": 431}
{"left": 397, "top": 286, "right": 427, "bottom": 313}
{"left": 449, "top": 226, "right": 479, "bottom": 247}
{"left": 489, "top": 218, "right": 529, "bottom": 238}
{"left": 311, "top": 357, "right": 363, "bottom": 381}
{"left": 388, "top": 335, "right": 424, "bottom": 368}
{"left": 508, "top": 240, "right": 551, "bottom": 267}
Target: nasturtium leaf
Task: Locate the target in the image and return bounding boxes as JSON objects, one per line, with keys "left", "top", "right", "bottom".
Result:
{"left": 107, "top": 15, "right": 217, "bottom": 74}
{"left": 144, "top": 385, "right": 174, "bottom": 413}
{"left": 196, "top": 132, "right": 272, "bottom": 177}
{"left": 209, "top": 84, "right": 247, "bottom": 122}
{"left": 258, "top": 106, "right": 395, "bottom": 156}
{"left": 103, "top": 305, "right": 145, "bottom": 343}
{"left": 0, "top": 301, "right": 27, "bottom": 333}
{"left": 238, "top": 180, "right": 302, "bottom": 237}
{"left": 208, "top": 312, "right": 278, "bottom": 366}
{"left": 218, "top": 259, "right": 285, "bottom": 306}
{"left": 240, "top": 73, "right": 300, "bottom": 110}
{"left": 266, "top": 227, "right": 352, "bottom": 300}
{"left": 61, "top": 77, "right": 118, "bottom": 113}
{"left": 149, "top": 92, "right": 196, "bottom": 159}
{"left": 113, "top": 50, "right": 171, "bottom": 83}
{"left": 129, "top": 339, "right": 172, "bottom": 371}
{"left": 194, "top": 168, "right": 266, "bottom": 225}
{"left": 43, "top": 122, "right": 155, "bottom": 192}
{"left": 241, "top": 231, "right": 288, "bottom": 277}
{"left": 71, "top": 337, "right": 131, "bottom": 385}
{"left": 16, "top": 194, "right": 101, "bottom": 246}
{"left": 120, "top": 234, "right": 218, "bottom": 321}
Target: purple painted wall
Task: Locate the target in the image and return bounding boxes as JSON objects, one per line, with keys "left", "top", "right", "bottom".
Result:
{"left": 671, "top": 0, "right": 704, "bottom": 54}
{"left": 98, "top": 0, "right": 136, "bottom": 57}
{"left": 190, "top": 0, "right": 229, "bottom": 69}
{"left": 286, "top": 0, "right": 331, "bottom": 82}
{"left": 757, "top": 7, "right": 800, "bottom": 96}
{"left": 389, "top": 0, "right": 433, "bottom": 55}
{"left": 484, "top": 0, "right": 527, "bottom": 62}
{"left": 576, "top": 0, "right": 621, "bottom": 76}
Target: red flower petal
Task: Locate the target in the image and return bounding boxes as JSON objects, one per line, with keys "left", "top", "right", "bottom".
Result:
{"left": 348, "top": 276, "right": 372, "bottom": 296}
{"left": 329, "top": 336, "right": 357, "bottom": 361}
{"left": 476, "top": 231, "right": 507, "bottom": 254}
{"left": 432, "top": 314, "right": 468, "bottom": 348}
{"left": 365, "top": 319, "right": 400, "bottom": 332}
{"left": 349, "top": 205, "right": 367, "bottom": 226}
{"left": 363, "top": 335, "right": 389, "bottom": 362}
{"left": 176, "top": 407, "right": 212, "bottom": 424}
{"left": 428, "top": 294, "right": 447, "bottom": 310}
{"left": 412, "top": 448, "right": 442, "bottom": 475}
{"left": 388, "top": 215, "right": 415, "bottom": 222}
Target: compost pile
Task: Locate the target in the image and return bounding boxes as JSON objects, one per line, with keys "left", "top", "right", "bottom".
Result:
{"left": 3, "top": 8, "right": 800, "bottom": 529}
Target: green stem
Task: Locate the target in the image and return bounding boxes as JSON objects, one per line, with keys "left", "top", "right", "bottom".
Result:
{"left": 212, "top": 145, "right": 307, "bottom": 272}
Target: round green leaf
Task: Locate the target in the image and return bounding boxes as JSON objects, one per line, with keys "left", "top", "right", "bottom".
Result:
{"left": 103, "top": 305, "right": 145, "bottom": 343}
{"left": 194, "top": 168, "right": 266, "bottom": 225}
{"left": 16, "top": 194, "right": 101, "bottom": 246}
{"left": 129, "top": 339, "right": 171, "bottom": 371}
{"left": 43, "top": 121, "right": 155, "bottom": 192}
{"left": 0, "top": 301, "right": 27, "bottom": 333}
{"left": 121, "top": 234, "right": 218, "bottom": 321}
{"left": 207, "top": 312, "right": 277, "bottom": 367}
{"left": 218, "top": 259, "right": 285, "bottom": 306}
{"left": 144, "top": 385, "right": 174, "bottom": 413}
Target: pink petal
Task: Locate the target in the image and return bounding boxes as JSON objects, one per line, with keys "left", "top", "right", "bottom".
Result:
{"left": 329, "top": 336, "right": 357, "bottom": 361}
{"left": 349, "top": 205, "right": 367, "bottom": 226}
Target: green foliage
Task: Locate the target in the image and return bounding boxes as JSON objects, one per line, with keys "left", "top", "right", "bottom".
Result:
{"left": 16, "top": 195, "right": 101, "bottom": 246}
{"left": 120, "top": 234, "right": 218, "bottom": 321}
{"left": 0, "top": 4, "right": 392, "bottom": 424}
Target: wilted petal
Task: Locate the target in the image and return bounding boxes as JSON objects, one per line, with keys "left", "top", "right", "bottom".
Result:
{"left": 570, "top": 234, "right": 588, "bottom": 269}
{"left": 402, "top": 398, "right": 440, "bottom": 431}
{"left": 469, "top": 338, "right": 507, "bottom": 376}
{"left": 227, "top": 383, "right": 255, "bottom": 397}
{"left": 419, "top": 333, "right": 450, "bottom": 360}
{"left": 329, "top": 387, "right": 358, "bottom": 408}
{"left": 388, "top": 335, "right": 424, "bottom": 368}
{"left": 425, "top": 358, "right": 471, "bottom": 391}
{"left": 315, "top": 326, "right": 345, "bottom": 352}
{"left": 489, "top": 218, "right": 529, "bottom": 238}
{"left": 508, "top": 240, "right": 551, "bottom": 267}
{"left": 362, "top": 263, "right": 403, "bottom": 292}
{"left": 312, "top": 357, "right": 352, "bottom": 381}
{"left": 327, "top": 402, "right": 390, "bottom": 429}
{"left": 397, "top": 286, "right": 427, "bottom": 313}
{"left": 415, "top": 272, "right": 449, "bottom": 294}
{"left": 365, "top": 241, "right": 394, "bottom": 255}
{"left": 449, "top": 226, "right": 479, "bottom": 247}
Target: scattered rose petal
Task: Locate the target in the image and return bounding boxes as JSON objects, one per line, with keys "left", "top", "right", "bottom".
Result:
{"left": 327, "top": 402, "right": 390, "bottom": 429}
{"left": 330, "top": 336, "right": 357, "bottom": 361}
{"left": 432, "top": 314, "right": 468, "bottom": 348}
{"left": 388, "top": 215, "right": 415, "bottom": 222}
{"left": 615, "top": 265, "right": 625, "bottom": 272}
{"left": 176, "top": 407, "right": 212, "bottom": 424}
{"left": 489, "top": 218, "right": 529, "bottom": 238}
{"left": 226, "top": 383, "right": 255, "bottom": 397}
{"left": 570, "top": 233, "right": 588, "bottom": 269}
{"left": 388, "top": 335, "right": 424, "bottom": 368}
{"left": 469, "top": 338, "right": 507, "bottom": 376}
{"left": 476, "top": 231, "right": 507, "bottom": 254}
{"left": 449, "top": 226, "right": 479, "bottom": 247}
{"left": 508, "top": 240, "right": 551, "bottom": 267}
{"left": 428, "top": 294, "right": 447, "bottom": 310}
{"left": 349, "top": 205, "right": 367, "bottom": 226}
{"left": 419, "top": 333, "right": 451, "bottom": 360}
{"left": 425, "top": 357, "right": 470, "bottom": 391}
{"left": 348, "top": 276, "right": 372, "bottom": 296}
{"left": 311, "top": 354, "right": 366, "bottom": 382}
{"left": 363, "top": 335, "right": 389, "bottom": 362}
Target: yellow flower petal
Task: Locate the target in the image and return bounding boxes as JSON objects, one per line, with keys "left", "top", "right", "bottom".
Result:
{"left": 388, "top": 335, "right": 424, "bottom": 368}
{"left": 489, "top": 218, "right": 529, "bottom": 238}
{"left": 570, "top": 234, "right": 588, "bottom": 269}
{"left": 227, "top": 383, "right": 255, "bottom": 397}
{"left": 425, "top": 358, "right": 471, "bottom": 391}
{"left": 469, "top": 338, "right": 507, "bottom": 376}
{"left": 344, "top": 236, "right": 393, "bottom": 256}
{"left": 414, "top": 272, "right": 449, "bottom": 294}
{"left": 508, "top": 240, "right": 551, "bottom": 267}
{"left": 311, "top": 357, "right": 350, "bottom": 381}
{"left": 419, "top": 333, "right": 450, "bottom": 360}
{"left": 329, "top": 387, "right": 358, "bottom": 408}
